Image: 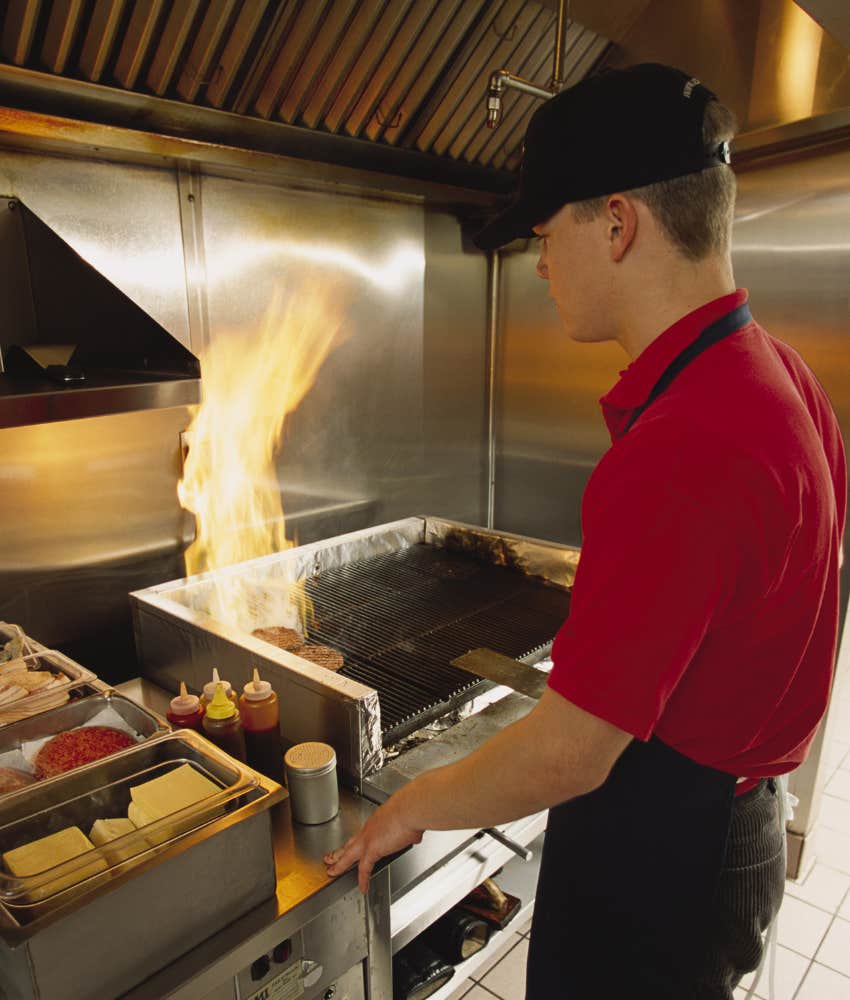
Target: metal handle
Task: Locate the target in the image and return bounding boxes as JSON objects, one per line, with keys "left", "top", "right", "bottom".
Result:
{"left": 483, "top": 827, "right": 533, "bottom": 861}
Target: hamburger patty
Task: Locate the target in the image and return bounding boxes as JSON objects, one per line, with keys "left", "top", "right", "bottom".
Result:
{"left": 35, "top": 726, "right": 136, "bottom": 778}
{"left": 291, "top": 645, "right": 344, "bottom": 672}
{"left": 252, "top": 626, "right": 304, "bottom": 650}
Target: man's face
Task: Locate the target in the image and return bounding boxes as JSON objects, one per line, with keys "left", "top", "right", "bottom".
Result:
{"left": 533, "top": 203, "right": 610, "bottom": 343}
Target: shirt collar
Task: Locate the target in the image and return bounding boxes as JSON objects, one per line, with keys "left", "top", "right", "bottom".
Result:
{"left": 600, "top": 289, "right": 750, "bottom": 441}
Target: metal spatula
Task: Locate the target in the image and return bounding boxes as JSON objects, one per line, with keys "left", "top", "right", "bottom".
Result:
{"left": 451, "top": 647, "right": 548, "bottom": 700}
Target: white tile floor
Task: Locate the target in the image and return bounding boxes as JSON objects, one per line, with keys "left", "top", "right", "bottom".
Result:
{"left": 445, "top": 657, "right": 850, "bottom": 1000}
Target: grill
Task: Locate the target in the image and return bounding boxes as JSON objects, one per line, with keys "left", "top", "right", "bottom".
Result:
{"left": 131, "top": 517, "right": 580, "bottom": 781}
{"left": 304, "top": 543, "right": 571, "bottom": 742}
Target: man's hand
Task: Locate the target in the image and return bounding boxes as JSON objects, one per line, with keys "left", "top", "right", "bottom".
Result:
{"left": 324, "top": 791, "right": 423, "bottom": 893}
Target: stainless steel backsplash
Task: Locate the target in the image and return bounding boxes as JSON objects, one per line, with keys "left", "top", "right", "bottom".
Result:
{"left": 0, "top": 147, "right": 489, "bottom": 679}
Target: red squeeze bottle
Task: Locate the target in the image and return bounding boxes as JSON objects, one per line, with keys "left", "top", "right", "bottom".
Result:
{"left": 167, "top": 681, "right": 205, "bottom": 731}
{"left": 239, "top": 668, "right": 285, "bottom": 783}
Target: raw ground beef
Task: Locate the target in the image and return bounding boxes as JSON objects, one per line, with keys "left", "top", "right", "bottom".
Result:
{"left": 34, "top": 726, "right": 136, "bottom": 778}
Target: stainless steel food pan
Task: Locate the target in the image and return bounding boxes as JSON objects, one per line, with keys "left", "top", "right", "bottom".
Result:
{"left": 0, "top": 689, "right": 168, "bottom": 770}
{"left": 0, "top": 731, "right": 285, "bottom": 1000}
{"left": 0, "top": 624, "right": 99, "bottom": 727}
{"left": 0, "top": 736, "right": 259, "bottom": 909}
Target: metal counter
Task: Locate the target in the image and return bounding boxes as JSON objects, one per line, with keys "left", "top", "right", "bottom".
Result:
{"left": 115, "top": 678, "right": 543, "bottom": 1000}
{"left": 117, "top": 678, "right": 391, "bottom": 1000}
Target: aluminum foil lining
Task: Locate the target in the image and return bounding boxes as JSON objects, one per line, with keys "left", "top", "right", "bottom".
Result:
{"left": 424, "top": 517, "right": 580, "bottom": 587}
{"left": 357, "top": 687, "right": 384, "bottom": 777}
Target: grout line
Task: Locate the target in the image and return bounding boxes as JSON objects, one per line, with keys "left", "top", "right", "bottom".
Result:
{"left": 794, "top": 885, "right": 850, "bottom": 995}
{"left": 469, "top": 935, "right": 525, "bottom": 983}
{"left": 790, "top": 956, "right": 815, "bottom": 1000}
{"left": 788, "top": 857, "right": 850, "bottom": 998}
{"left": 783, "top": 892, "right": 850, "bottom": 918}
{"left": 464, "top": 983, "right": 505, "bottom": 1000}
{"left": 817, "top": 793, "right": 850, "bottom": 836}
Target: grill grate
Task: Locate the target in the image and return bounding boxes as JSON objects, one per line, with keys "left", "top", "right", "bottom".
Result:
{"left": 303, "top": 543, "right": 571, "bottom": 744}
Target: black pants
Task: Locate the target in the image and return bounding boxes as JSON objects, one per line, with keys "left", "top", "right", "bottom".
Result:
{"left": 527, "top": 740, "right": 786, "bottom": 999}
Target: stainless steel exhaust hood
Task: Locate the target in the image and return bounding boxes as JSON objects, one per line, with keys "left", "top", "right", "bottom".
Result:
{"left": 0, "top": 1, "right": 848, "bottom": 200}
{"left": 0, "top": 197, "right": 200, "bottom": 429}
{"left": 0, "top": 1, "right": 611, "bottom": 195}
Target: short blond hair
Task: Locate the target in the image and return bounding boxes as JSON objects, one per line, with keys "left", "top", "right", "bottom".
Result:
{"left": 571, "top": 100, "right": 738, "bottom": 260}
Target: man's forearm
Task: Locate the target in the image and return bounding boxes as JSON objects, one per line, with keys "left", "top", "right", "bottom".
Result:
{"left": 398, "top": 703, "right": 602, "bottom": 832}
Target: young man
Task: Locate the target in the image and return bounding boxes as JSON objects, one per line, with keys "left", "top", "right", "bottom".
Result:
{"left": 326, "top": 64, "right": 846, "bottom": 998}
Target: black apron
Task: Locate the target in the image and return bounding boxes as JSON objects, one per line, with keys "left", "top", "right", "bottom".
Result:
{"left": 527, "top": 302, "right": 753, "bottom": 999}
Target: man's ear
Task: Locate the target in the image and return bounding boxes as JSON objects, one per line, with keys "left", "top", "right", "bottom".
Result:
{"left": 605, "top": 194, "right": 638, "bottom": 262}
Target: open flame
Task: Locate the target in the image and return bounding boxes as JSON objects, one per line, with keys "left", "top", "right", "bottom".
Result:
{"left": 178, "top": 284, "right": 346, "bottom": 633}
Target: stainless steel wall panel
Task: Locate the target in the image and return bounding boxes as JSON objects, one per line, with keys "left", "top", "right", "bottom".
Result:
{"left": 422, "top": 211, "right": 489, "bottom": 525}
{"left": 495, "top": 248, "right": 623, "bottom": 545}
{"left": 198, "top": 172, "right": 429, "bottom": 529}
{"left": 733, "top": 147, "right": 850, "bottom": 432}
{"left": 0, "top": 148, "right": 192, "bottom": 350}
{"left": 0, "top": 405, "right": 194, "bottom": 678}
{"left": 0, "top": 408, "right": 191, "bottom": 572}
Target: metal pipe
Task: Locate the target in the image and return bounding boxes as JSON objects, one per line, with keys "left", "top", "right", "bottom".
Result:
{"left": 485, "top": 0, "right": 569, "bottom": 129}
{"left": 486, "top": 70, "right": 555, "bottom": 129}
{"left": 552, "top": 0, "right": 569, "bottom": 91}
{"left": 486, "top": 251, "right": 501, "bottom": 529}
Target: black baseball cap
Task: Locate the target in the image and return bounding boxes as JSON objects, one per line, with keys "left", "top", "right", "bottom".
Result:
{"left": 475, "top": 63, "right": 730, "bottom": 251}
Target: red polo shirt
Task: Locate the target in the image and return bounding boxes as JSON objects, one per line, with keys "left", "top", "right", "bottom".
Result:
{"left": 548, "top": 290, "right": 846, "bottom": 780}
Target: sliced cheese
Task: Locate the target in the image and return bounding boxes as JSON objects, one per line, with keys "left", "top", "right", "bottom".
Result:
{"left": 3, "top": 825, "right": 107, "bottom": 902}
{"left": 89, "top": 818, "right": 136, "bottom": 845}
{"left": 129, "top": 763, "right": 219, "bottom": 821}
{"left": 89, "top": 818, "right": 138, "bottom": 866}
{"left": 127, "top": 801, "right": 155, "bottom": 828}
{"left": 128, "top": 764, "right": 221, "bottom": 846}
